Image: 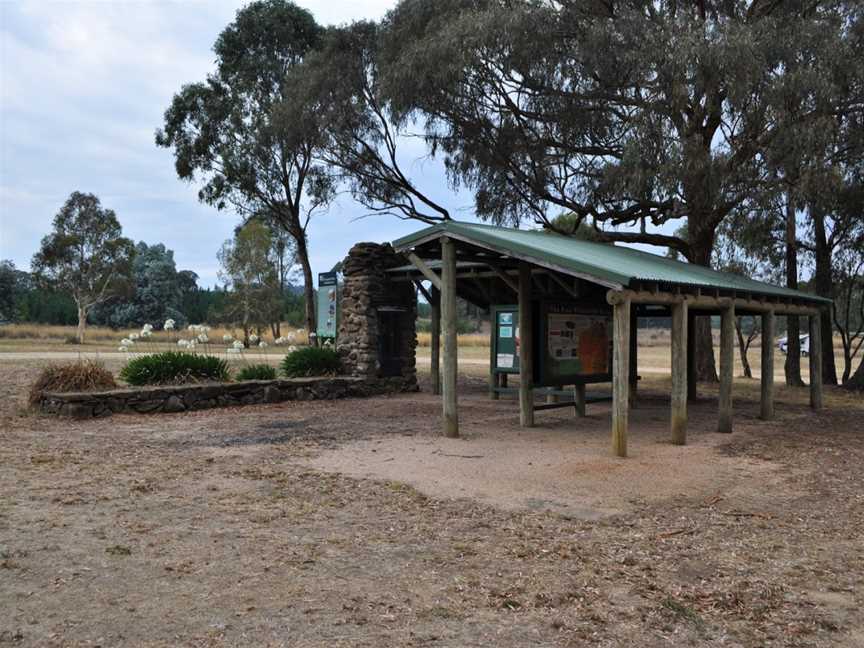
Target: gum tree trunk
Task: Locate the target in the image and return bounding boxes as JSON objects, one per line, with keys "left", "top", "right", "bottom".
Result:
{"left": 295, "top": 233, "right": 317, "bottom": 347}
{"left": 688, "top": 231, "right": 719, "bottom": 383}
{"left": 76, "top": 305, "right": 87, "bottom": 345}
{"left": 784, "top": 192, "right": 804, "bottom": 386}
{"left": 735, "top": 318, "right": 754, "bottom": 379}
{"left": 811, "top": 206, "right": 838, "bottom": 385}
{"left": 846, "top": 356, "right": 864, "bottom": 390}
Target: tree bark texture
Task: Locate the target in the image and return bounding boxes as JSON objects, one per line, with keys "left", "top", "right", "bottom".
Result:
{"left": 688, "top": 235, "right": 719, "bottom": 383}
{"left": 811, "top": 206, "right": 838, "bottom": 385}
{"left": 784, "top": 192, "right": 804, "bottom": 386}
{"left": 295, "top": 233, "right": 317, "bottom": 347}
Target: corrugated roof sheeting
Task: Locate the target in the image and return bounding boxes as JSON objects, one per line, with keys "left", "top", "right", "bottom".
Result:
{"left": 392, "top": 221, "right": 829, "bottom": 305}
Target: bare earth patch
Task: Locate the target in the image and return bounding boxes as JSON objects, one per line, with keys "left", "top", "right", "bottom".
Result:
{"left": 2, "top": 358, "right": 863, "bottom": 647}
{"left": 302, "top": 392, "right": 779, "bottom": 520}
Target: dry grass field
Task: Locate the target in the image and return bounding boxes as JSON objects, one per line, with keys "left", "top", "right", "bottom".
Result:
{"left": 0, "top": 323, "right": 312, "bottom": 353}
{"left": 1, "top": 336, "right": 863, "bottom": 646}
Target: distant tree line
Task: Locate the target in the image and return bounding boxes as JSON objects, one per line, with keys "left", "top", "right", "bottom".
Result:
{"left": 1, "top": 192, "right": 307, "bottom": 341}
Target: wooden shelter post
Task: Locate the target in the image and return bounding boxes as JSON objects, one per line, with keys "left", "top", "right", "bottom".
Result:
{"left": 686, "top": 310, "right": 699, "bottom": 401}
{"left": 671, "top": 300, "right": 689, "bottom": 445}
{"left": 629, "top": 308, "right": 639, "bottom": 407}
{"left": 718, "top": 303, "right": 735, "bottom": 433}
{"left": 441, "top": 237, "right": 459, "bottom": 437}
{"left": 430, "top": 286, "right": 441, "bottom": 396}
{"left": 489, "top": 348, "right": 500, "bottom": 399}
{"left": 809, "top": 313, "right": 823, "bottom": 410}
{"left": 612, "top": 296, "right": 631, "bottom": 457}
{"left": 761, "top": 310, "right": 775, "bottom": 420}
{"left": 518, "top": 262, "right": 535, "bottom": 427}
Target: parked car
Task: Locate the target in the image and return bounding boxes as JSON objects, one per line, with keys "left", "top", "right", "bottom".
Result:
{"left": 778, "top": 334, "right": 810, "bottom": 356}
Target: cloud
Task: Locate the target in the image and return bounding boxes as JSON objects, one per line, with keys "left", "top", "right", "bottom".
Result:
{"left": 0, "top": 0, "right": 469, "bottom": 288}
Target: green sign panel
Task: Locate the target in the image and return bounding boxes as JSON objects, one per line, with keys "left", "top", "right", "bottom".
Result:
{"left": 316, "top": 271, "right": 339, "bottom": 340}
{"left": 491, "top": 305, "right": 520, "bottom": 374}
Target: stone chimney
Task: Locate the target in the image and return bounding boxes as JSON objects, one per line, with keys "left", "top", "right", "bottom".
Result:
{"left": 337, "top": 243, "right": 418, "bottom": 391}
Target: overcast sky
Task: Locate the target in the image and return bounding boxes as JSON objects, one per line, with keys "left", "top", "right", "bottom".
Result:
{"left": 0, "top": 0, "right": 479, "bottom": 288}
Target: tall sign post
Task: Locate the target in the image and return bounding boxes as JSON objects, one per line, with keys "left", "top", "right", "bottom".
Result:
{"left": 316, "top": 271, "right": 339, "bottom": 343}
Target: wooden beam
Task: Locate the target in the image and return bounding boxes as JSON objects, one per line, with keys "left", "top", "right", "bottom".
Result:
{"left": 607, "top": 289, "right": 819, "bottom": 316}
{"left": 487, "top": 261, "right": 520, "bottom": 294}
{"left": 548, "top": 272, "right": 580, "bottom": 299}
{"left": 406, "top": 252, "right": 442, "bottom": 290}
{"left": 414, "top": 281, "right": 431, "bottom": 303}
{"left": 441, "top": 238, "right": 458, "bottom": 437}
{"left": 809, "top": 314, "right": 823, "bottom": 410}
{"left": 718, "top": 303, "right": 734, "bottom": 433}
{"left": 430, "top": 286, "right": 441, "bottom": 396}
{"left": 761, "top": 310, "right": 775, "bottom": 420}
{"left": 671, "top": 300, "right": 688, "bottom": 445}
{"left": 518, "top": 262, "right": 535, "bottom": 427}
{"left": 612, "top": 297, "right": 631, "bottom": 457}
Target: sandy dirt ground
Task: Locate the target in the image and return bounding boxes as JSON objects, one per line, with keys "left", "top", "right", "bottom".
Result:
{"left": 303, "top": 391, "right": 782, "bottom": 520}
{"left": 2, "top": 357, "right": 864, "bottom": 647}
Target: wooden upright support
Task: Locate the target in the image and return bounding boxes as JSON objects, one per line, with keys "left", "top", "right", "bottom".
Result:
{"left": 430, "top": 286, "right": 441, "bottom": 396}
{"left": 612, "top": 297, "right": 631, "bottom": 457}
{"left": 718, "top": 304, "right": 734, "bottom": 433}
{"left": 671, "top": 300, "right": 688, "bottom": 445}
{"left": 629, "top": 308, "right": 638, "bottom": 407}
{"left": 441, "top": 238, "right": 459, "bottom": 437}
{"left": 686, "top": 310, "right": 698, "bottom": 401}
{"left": 518, "top": 262, "right": 535, "bottom": 427}
{"left": 489, "top": 311, "right": 499, "bottom": 400}
{"left": 760, "top": 310, "right": 775, "bottom": 420}
{"left": 809, "top": 313, "right": 823, "bottom": 410}
{"left": 573, "top": 384, "right": 586, "bottom": 418}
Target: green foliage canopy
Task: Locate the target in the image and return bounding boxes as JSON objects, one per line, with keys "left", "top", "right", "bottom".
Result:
{"left": 156, "top": 0, "right": 332, "bottom": 337}
{"left": 31, "top": 192, "right": 135, "bottom": 341}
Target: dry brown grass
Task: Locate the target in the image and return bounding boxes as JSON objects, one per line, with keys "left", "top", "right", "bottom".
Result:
{"left": 416, "top": 331, "right": 488, "bottom": 347}
{"left": 27, "top": 359, "right": 117, "bottom": 407}
{"left": 0, "top": 323, "right": 310, "bottom": 346}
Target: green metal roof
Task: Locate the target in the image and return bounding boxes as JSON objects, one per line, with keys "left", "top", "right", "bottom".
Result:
{"left": 392, "top": 221, "right": 829, "bottom": 304}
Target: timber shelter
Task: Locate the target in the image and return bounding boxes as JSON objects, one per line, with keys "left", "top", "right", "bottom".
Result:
{"left": 389, "top": 221, "right": 830, "bottom": 458}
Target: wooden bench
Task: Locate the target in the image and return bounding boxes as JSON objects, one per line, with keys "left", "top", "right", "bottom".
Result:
{"left": 490, "top": 374, "right": 640, "bottom": 417}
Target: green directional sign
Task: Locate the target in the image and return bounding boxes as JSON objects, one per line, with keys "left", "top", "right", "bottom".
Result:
{"left": 491, "top": 305, "right": 520, "bottom": 374}
{"left": 316, "top": 271, "right": 339, "bottom": 340}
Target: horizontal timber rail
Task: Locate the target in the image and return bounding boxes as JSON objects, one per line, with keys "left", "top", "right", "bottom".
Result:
{"left": 606, "top": 289, "right": 820, "bottom": 316}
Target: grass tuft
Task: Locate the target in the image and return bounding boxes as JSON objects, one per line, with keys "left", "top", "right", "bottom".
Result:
{"left": 235, "top": 364, "right": 278, "bottom": 381}
{"left": 28, "top": 360, "right": 116, "bottom": 407}
{"left": 120, "top": 351, "right": 229, "bottom": 386}
{"left": 282, "top": 347, "right": 342, "bottom": 377}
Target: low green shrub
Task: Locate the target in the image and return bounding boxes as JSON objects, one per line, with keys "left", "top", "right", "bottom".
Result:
{"left": 235, "top": 364, "right": 277, "bottom": 381}
{"left": 281, "top": 347, "right": 342, "bottom": 377}
{"left": 120, "top": 351, "right": 229, "bottom": 386}
{"left": 28, "top": 360, "right": 117, "bottom": 407}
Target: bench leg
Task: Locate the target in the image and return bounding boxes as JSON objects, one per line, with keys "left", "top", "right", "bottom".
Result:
{"left": 574, "top": 384, "right": 586, "bottom": 417}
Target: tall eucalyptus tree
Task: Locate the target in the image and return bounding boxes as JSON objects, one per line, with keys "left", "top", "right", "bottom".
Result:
{"left": 157, "top": 0, "right": 330, "bottom": 340}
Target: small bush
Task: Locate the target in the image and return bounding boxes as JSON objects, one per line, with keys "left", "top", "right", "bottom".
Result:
{"left": 28, "top": 360, "right": 117, "bottom": 407}
{"left": 120, "top": 351, "right": 229, "bottom": 386}
{"left": 235, "top": 364, "right": 277, "bottom": 381}
{"left": 281, "top": 347, "right": 342, "bottom": 377}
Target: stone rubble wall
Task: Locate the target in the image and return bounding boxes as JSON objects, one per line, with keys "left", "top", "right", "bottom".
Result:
{"left": 338, "top": 242, "right": 418, "bottom": 391}
{"left": 38, "top": 376, "right": 412, "bottom": 419}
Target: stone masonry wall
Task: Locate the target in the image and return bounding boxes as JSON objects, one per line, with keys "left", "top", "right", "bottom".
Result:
{"left": 38, "top": 377, "right": 397, "bottom": 419}
{"left": 338, "top": 243, "right": 417, "bottom": 391}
